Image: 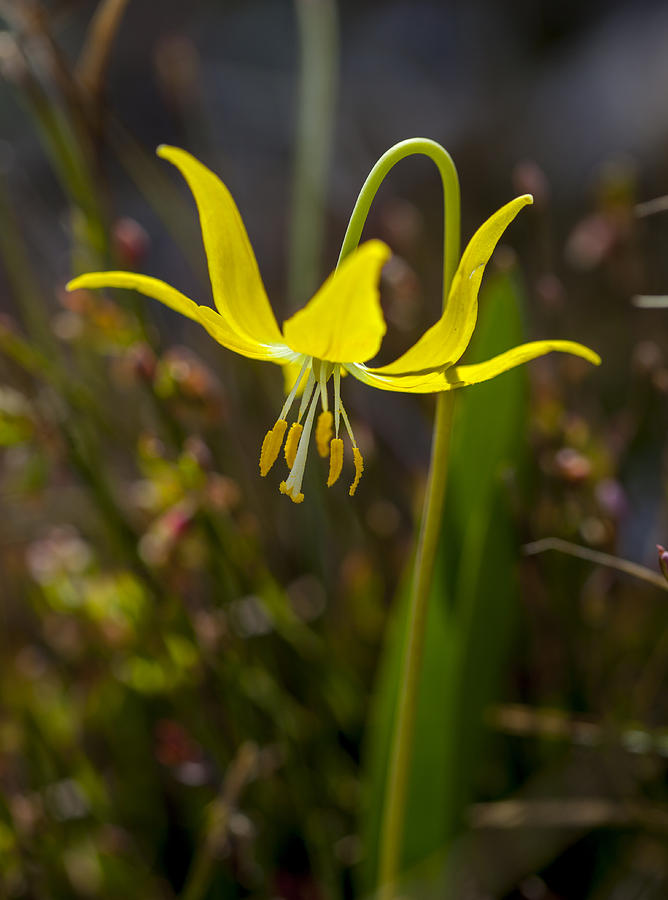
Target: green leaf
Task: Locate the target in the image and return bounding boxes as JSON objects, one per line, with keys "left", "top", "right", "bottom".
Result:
{"left": 359, "top": 270, "right": 529, "bottom": 891}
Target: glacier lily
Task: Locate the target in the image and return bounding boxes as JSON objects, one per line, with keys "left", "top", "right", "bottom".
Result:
{"left": 67, "top": 146, "right": 600, "bottom": 503}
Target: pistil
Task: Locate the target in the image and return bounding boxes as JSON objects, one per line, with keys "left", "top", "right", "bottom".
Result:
{"left": 280, "top": 388, "right": 320, "bottom": 503}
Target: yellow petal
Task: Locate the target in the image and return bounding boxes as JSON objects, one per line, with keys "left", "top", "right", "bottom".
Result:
{"left": 67, "top": 271, "right": 200, "bottom": 322}
{"left": 345, "top": 338, "right": 600, "bottom": 393}
{"left": 445, "top": 340, "right": 601, "bottom": 387}
{"left": 196, "top": 306, "right": 291, "bottom": 360}
{"left": 156, "top": 145, "right": 283, "bottom": 345}
{"left": 345, "top": 362, "right": 456, "bottom": 393}
{"left": 282, "top": 240, "right": 391, "bottom": 362}
{"left": 372, "top": 195, "right": 533, "bottom": 375}
{"left": 66, "top": 271, "right": 284, "bottom": 361}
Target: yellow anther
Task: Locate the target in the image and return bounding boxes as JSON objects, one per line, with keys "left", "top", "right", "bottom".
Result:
{"left": 284, "top": 422, "right": 303, "bottom": 469}
{"left": 349, "top": 446, "right": 364, "bottom": 496}
{"left": 327, "top": 437, "right": 344, "bottom": 487}
{"left": 279, "top": 480, "right": 304, "bottom": 504}
{"left": 259, "top": 419, "right": 287, "bottom": 476}
{"left": 315, "top": 410, "right": 333, "bottom": 457}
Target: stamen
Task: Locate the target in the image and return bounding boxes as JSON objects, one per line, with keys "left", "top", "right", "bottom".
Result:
{"left": 327, "top": 438, "right": 344, "bottom": 487}
{"left": 319, "top": 364, "right": 329, "bottom": 411}
{"left": 279, "top": 357, "right": 311, "bottom": 421}
{"left": 333, "top": 366, "right": 341, "bottom": 437}
{"left": 282, "top": 388, "right": 320, "bottom": 503}
{"left": 296, "top": 370, "right": 316, "bottom": 424}
{"left": 259, "top": 419, "right": 287, "bottom": 476}
{"left": 315, "top": 410, "right": 333, "bottom": 457}
{"left": 284, "top": 422, "right": 303, "bottom": 468}
{"left": 339, "top": 405, "right": 357, "bottom": 447}
{"left": 349, "top": 447, "right": 364, "bottom": 496}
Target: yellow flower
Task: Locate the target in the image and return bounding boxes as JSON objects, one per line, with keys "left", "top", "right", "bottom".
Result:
{"left": 67, "top": 146, "right": 600, "bottom": 503}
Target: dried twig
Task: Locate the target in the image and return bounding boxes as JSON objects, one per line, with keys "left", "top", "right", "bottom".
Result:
{"left": 77, "top": 0, "right": 132, "bottom": 102}
{"left": 523, "top": 536, "right": 668, "bottom": 591}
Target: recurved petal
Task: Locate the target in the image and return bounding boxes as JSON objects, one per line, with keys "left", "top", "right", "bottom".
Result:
{"left": 66, "top": 271, "right": 286, "bottom": 361}
{"left": 156, "top": 145, "right": 283, "bottom": 345}
{"left": 372, "top": 194, "right": 533, "bottom": 376}
{"left": 344, "top": 362, "right": 456, "bottom": 393}
{"left": 346, "top": 339, "right": 600, "bottom": 393}
{"left": 196, "top": 306, "right": 294, "bottom": 361}
{"left": 282, "top": 240, "right": 391, "bottom": 362}
{"left": 444, "top": 340, "right": 601, "bottom": 387}
{"left": 67, "top": 271, "right": 201, "bottom": 322}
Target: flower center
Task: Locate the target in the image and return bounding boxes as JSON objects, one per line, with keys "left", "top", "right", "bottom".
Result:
{"left": 258, "top": 357, "right": 364, "bottom": 503}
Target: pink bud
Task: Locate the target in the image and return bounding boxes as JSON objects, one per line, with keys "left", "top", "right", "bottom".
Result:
{"left": 127, "top": 343, "right": 157, "bottom": 382}
{"left": 657, "top": 545, "right": 668, "bottom": 582}
{"left": 554, "top": 447, "right": 592, "bottom": 483}
{"left": 513, "top": 160, "right": 550, "bottom": 208}
{"left": 113, "top": 217, "right": 150, "bottom": 269}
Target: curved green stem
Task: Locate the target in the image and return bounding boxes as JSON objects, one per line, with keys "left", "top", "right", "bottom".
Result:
{"left": 337, "top": 137, "right": 460, "bottom": 294}
{"left": 338, "top": 138, "right": 461, "bottom": 899}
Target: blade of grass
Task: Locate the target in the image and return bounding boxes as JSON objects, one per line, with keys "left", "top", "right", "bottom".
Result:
{"left": 0, "top": 30, "right": 108, "bottom": 264}
{"left": 77, "top": 0, "right": 132, "bottom": 102}
{"left": 288, "top": 0, "right": 338, "bottom": 307}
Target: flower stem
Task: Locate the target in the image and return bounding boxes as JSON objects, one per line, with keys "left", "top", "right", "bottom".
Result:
{"left": 378, "top": 389, "right": 456, "bottom": 900}
{"left": 338, "top": 138, "right": 460, "bottom": 898}
{"left": 337, "top": 137, "right": 460, "bottom": 289}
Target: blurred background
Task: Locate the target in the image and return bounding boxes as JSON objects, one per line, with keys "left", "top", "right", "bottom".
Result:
{"left": 1, "top": 1, "right": 668, "bottom": 898}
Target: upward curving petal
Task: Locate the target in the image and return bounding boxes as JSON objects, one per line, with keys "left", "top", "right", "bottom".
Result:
{"left": 345, "top": 339, "right": 600, "bottom": 393}
{"left": 282, "top": 240, "right": 391, "bottom": 362}
{"left": 67, "top": 271, "right": 200, "bottom": 322}
{"left": 156, "top": 145, "right": 283, "bottom": 345}
{"left": 371, "top": 194, "right": 533, "bottom": 375}
{"left": 344, "top": 362, "right": 456, "bottom": 393}
{"left": 445, "top": 340, "right": 601, "bottom": 387}
{"left": 66, "top": 271, "right": 288, "bottom": 361}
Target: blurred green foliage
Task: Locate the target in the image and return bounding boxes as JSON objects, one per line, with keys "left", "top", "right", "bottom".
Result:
{"left": 360, "top": 270, "right": 529, "bottom": 891}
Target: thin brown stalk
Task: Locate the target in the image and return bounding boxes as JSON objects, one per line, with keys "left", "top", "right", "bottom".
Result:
{"left": 77, "top": 0, "right": 132, "bottom": 102}
{"left": 180, "top": 743, "right": 260, "bottom": 900}
{"left": 523, "top": 536, "right": 668, "bottom": 592}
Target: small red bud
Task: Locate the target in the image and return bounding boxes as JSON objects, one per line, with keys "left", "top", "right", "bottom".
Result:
{"left": 513, "top": 160, "right": 550, "bottom": 208}
{"left": 113, "top": 217, "right": 150, "bottom": 269}
{"left": 657, "top": 545, "right": 668, "bottom": 582}
{"left": 163, "top": 502, "right": 194, "bottom": 539}
{"left": 554, "top": 447, "right": 592, "bottom": 483}
{"left": 127, "top": 343, "right": 157, "bottom": 382}
{"left": 183, "top": 435, "right": 213, "bottom": 470}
